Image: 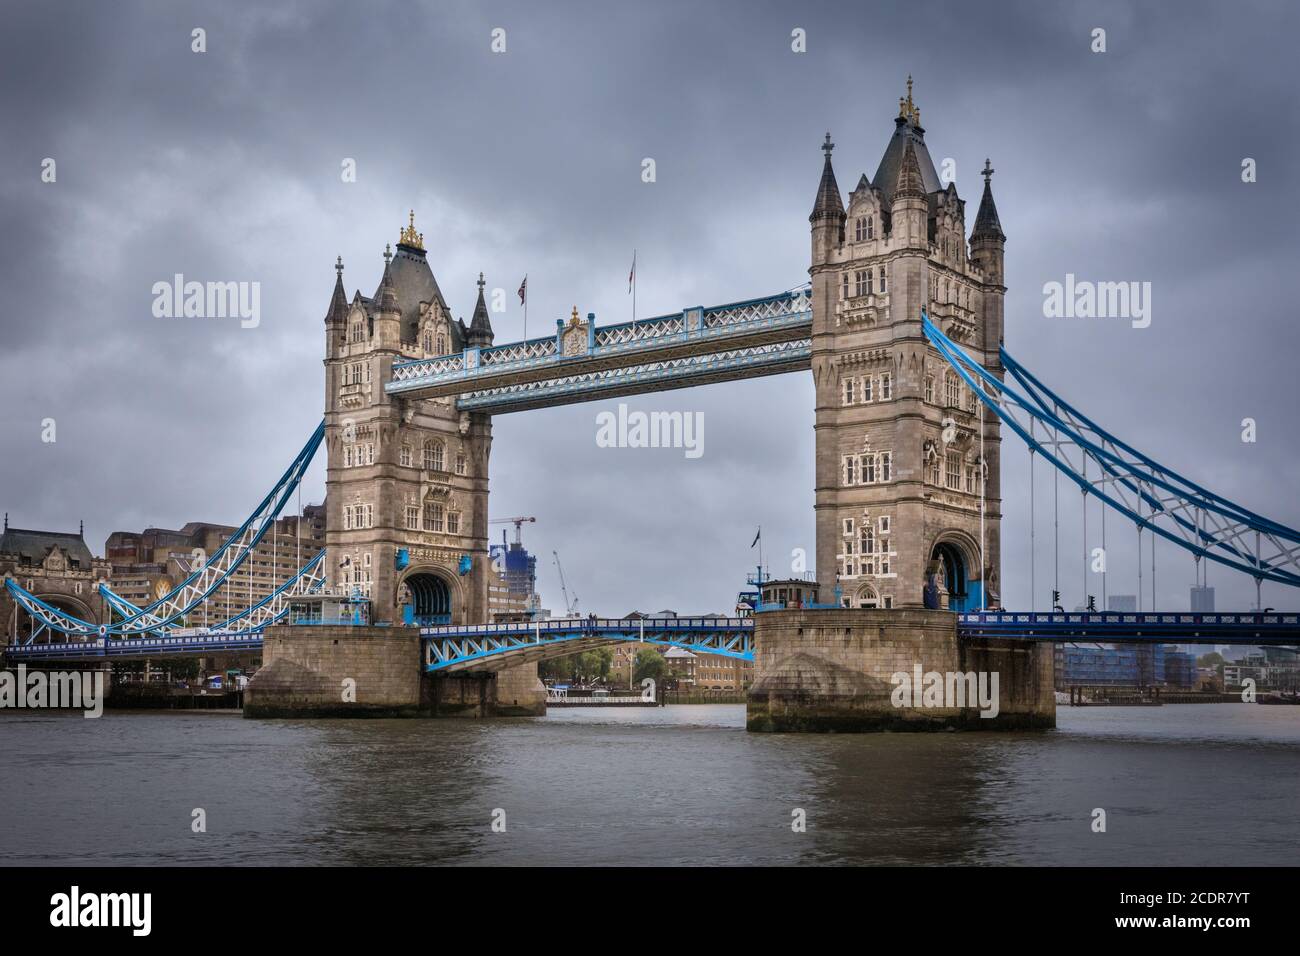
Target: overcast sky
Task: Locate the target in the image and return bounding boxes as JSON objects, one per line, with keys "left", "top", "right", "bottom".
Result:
{"left": 1, "top": 0, "right": 1297, "bottom": 615}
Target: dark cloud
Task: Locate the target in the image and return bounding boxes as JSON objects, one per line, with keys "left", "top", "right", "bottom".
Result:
{"left": 1, "top": 0, "right": 1296, "bottom": 614}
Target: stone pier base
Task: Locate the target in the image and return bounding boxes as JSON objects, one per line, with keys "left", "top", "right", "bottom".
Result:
{"left": 244, "top": 625, "right": 546, "bottom": 719}
{"left": 746, "top": 608, "right": 1055, "bottom": 732}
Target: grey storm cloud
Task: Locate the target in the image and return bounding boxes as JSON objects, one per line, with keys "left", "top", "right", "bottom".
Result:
{"left": 1, "top": 0, "right": 1297, "bottom": 614}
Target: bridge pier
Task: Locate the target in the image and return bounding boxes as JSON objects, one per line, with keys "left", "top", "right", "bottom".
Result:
{"left": 746, "top": 609, "right": 1054, "bottom": 732}
{"left": 244, "top": 625, "right": 545, "bottom": 718}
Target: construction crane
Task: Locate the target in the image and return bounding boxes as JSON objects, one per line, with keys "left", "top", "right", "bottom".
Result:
{"left": 552, "top": 550, "right": 579, "bottom": 616}
{"left": 488, "top": 516, "right": 536, "bottom": 546}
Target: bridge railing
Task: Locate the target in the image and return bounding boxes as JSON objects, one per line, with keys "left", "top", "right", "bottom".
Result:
{"left": 958, "top": 611, "right": 1300, "bottom": 627}
{"left": 419, "top": 616, "right": 753, "bottom": 637}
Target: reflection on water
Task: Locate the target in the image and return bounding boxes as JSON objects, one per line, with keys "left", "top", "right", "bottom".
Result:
{"left": 1, "top": 705, "right": 1298, "bottom": 865}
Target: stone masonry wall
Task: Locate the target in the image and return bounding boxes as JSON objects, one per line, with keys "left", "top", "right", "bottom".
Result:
{"left": 747, "top": 608, "right": 1054, "bottom": 732}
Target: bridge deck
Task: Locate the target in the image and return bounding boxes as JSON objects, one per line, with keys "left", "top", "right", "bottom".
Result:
{"left": 5, "top": 611, "right": 1294, "bottom": 666}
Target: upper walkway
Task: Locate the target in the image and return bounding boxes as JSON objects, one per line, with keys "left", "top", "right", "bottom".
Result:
{"left": 385, "top": 289, "right": 812, "bottom": 412}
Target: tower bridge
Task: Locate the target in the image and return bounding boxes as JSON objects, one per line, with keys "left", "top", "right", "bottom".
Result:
{"left": 5, "top": 80, "right": 1298, "bottom": 729}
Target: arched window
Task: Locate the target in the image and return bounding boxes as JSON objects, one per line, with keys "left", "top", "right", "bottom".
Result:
{"left": 867, "top": 217, "right": 874, "bottom": 239}
{"left": 422, "top": 332, "right": 432, "bottom": 352}
{"left": 423, "top": 440, "right": 436, "bottom": 470}
{"left": 400, "top": 444, "right": 412, "bottom": 467}
{"left": 436, "top": 333, "right": 447, "bottom": 354}
{"left": 944, "top": 372, "right": 960, "bottom": 408}
{"left": 878, "top": 267, "right": 887, "bottom": 293}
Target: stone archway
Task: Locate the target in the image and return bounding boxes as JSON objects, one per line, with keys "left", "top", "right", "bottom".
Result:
{"left": 18, "top": 592, "right": 97, "bottom": 642}
{"left": 396, "top": 565, "right": 463, "bottom": 626}
{"left": 927, "top": 531, "right": 982, "bottom": 612}
{"left": 853, "top": 583, "right": 880, "bottom": 609}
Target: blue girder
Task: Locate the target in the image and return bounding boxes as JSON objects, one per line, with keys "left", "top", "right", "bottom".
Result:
{"left": 421, "top": 616, "right": 756, "bottom": 672}
{"left": 958, "top": 610, "right": 1300, "bottom": 645}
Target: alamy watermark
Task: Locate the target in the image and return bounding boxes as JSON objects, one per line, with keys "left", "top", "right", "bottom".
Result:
{"left": 151, "top": 274, "right": 260, "bottom": 329}
{"left": 890, "top": 665, "right": 1000, "bottom": 718}
{"left": 1, "top": 665, "right": 104, "bottom": 717}
{"left": 595, "top": 403, "right": 704, "bottom": 459}
{"left": 1042, "top": 274, "right": 1151, "bottom": 329}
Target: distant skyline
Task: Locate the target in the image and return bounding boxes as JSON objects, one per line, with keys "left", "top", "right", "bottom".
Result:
{"left": 2, "top": 1, "right": 1297, "bottom": 615}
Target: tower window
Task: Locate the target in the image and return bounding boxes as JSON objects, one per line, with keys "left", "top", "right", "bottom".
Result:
{"left": 944, "top": 372, "right": 960, "bottom": 408}
{"left": 880, "top": 451, "right": 892, "bottom": 482}
{"left": 843, "top": 378, "right": 855, "bottom": 405}
{"left": 842, "top": 456, "right": 857, "bottom": 485}
{"left": 447, "top": 512, "right": 461, "bottom": 535}
{"left": 406, "top": 506, "right": 420, "bottom": 530}
{"left": 925, "top": 376, "right": 935, "bottom": 404}
{"left": 843, "top": 517, "right": 855, "bottom": 536}
{"left": 867, "top": 217, "right": 874, "bottom": 239}
{"left": 862, "top": 376, "right": 873, "bottom": 402}
{"left": 863, "top": 454, "right": 876, "bottom": 483}
{"left": 423, "top": 501, "right": 444, "bottom": 532}
{"left": 424, "top": 440, "right": 445, "bottom": 471}
{"left": 945, "top": 451, "right": 961, "bottom": 490}
{"left": 400, "top": 444, "right": 412, "bottom": 467}
{"left": 437, "top": 333, "right": 447, "bottom": 354}
{"left": 880, "top": 372, "right": 892, "bottom": 400}
{"left": 878, "top": 267, "right": 887, "bottom": 293}
{"left": 455, "top": 452, "right": 467, "bottom": 475}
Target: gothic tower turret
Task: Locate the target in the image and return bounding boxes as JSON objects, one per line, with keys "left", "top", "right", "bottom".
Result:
{"left": 810, "top": 78, "right": 1005, "bottom": 611}
{"left": 970, "top": 158, "right": 1006, "bottom": 353}
{"left": 322, "top": 212, "right": 494, "bottom": 627}
{"left": 809, "top": 132, "right": 845, "bottom": 269}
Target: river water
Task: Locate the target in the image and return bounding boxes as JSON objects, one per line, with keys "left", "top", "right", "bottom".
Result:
{"left": 1, "top": 704, "right": 1297, "bottom": 866}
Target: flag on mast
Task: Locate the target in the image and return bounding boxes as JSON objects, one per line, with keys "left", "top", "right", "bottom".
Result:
{"left": 517, "top": 275, "right": 527, "bottom": 305}
{"left": 628, "top": 251, "right": 636, "bottom": 293}
{"left": 751, "top": 527, "right": 761, "bottom": 548}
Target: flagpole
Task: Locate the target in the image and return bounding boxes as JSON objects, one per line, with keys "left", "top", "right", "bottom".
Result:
{"left": 523, "top": 273, "right": 528, "bottom": 341}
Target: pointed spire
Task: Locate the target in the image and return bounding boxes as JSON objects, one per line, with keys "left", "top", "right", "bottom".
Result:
{"left": 324, "top": 255, "right": 349, "bottom": 326}
{"left": 378, "top": 245, "right": 399, "bottom": 313}
{"left": 894, "top": 139, "right": 926, "bottom": 201}
{"left": 466, "top": 272, "right": 494, "bottom": 346}
{"left": 810, "top": 132, "right": 845, "bottom": 223}
{"left": 972, "top": 158, "right": 1005, "bottom": 241}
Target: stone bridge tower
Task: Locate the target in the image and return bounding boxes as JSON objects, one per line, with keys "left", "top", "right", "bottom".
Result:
{"left": 810, "top": 79, "right": 1007, "bottom": 611}
{"left": 322, "top": 213, "right": 495, "bottom": 626}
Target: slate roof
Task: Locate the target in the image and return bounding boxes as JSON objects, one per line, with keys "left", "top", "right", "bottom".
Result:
{"left": 0, "top": 527, "right": 96, "bottom": 568}
{"left": 373, "top": 243, "right": 451, "bottom": 346}
{"left": 972, "top": 177, "right": 1005, "bottom": 241}
{"left": 871, "top": 116, "right": 943, "bottom": 206}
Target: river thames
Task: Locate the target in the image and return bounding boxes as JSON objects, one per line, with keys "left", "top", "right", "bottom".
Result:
{"left": 2, "top": 704, "right": 1298, "bottom": 866}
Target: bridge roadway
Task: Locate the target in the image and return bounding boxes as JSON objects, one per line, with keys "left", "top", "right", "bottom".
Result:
{"left": 5, "top": 611, "right": 1298, "bottom": 667}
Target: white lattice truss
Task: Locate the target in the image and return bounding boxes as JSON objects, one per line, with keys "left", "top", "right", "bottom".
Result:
{"left": 458, "top": 337, "right": 812, "bottom": 410}
{"left": 5, "top": 423, "right": 325, "bottom": 636}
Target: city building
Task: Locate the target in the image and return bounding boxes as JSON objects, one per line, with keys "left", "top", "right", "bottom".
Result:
{"left": 487, "top": 532, "right": 541, "bottom": 621}
{"left": 1190, "top": 585, "right": 1215, "bottom": 612}
{"left": 0, "top": 517, "right": 111, "bottom": 643}
{"left": 1054, "top": 643, "right": 1197, "bottom": 690}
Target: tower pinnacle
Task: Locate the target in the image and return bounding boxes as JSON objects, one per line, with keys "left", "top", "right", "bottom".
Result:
{"left": 399, "top": 210, "right": 425, "bottom": 250}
